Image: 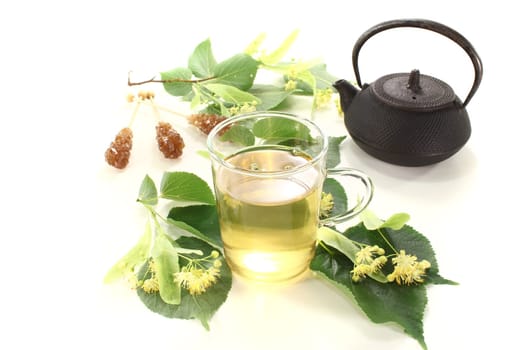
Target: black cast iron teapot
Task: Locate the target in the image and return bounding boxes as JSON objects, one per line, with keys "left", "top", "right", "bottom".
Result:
{"left": 334, "top": 19, "right": 483, "bottom": 166}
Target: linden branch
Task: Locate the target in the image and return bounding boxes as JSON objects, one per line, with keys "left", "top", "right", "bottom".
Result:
{"left": 127, "top": 71, "right": 215, "bottom": 86}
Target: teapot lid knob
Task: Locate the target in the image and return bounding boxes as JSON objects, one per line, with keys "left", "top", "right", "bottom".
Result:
{"left": 407, "top": 69, "right": 421, "bottom": 93}
{"left": 371, "top": 70, "right": 456, "bottom": 111}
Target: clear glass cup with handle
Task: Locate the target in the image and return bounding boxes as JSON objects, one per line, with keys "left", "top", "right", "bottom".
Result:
{"left": 207, "top": 111, "right": 373, "bottom": 283}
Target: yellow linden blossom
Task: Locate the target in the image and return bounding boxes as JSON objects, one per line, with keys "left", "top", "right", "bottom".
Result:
{"left": 140, "top": 259, "right": 160, "bottom": 293}
{"left": 239, "top": 101, "right": 258, "bottom": 114}
{"left": 351, "top": 245, "right": 387, "bottom": 282}
{"left": 228, "top": 105, "right": 240, "bottom": 115}
{"left": 142, "top": 277, "right": 159, "bottom": 293}
{"left": 387, "top": 250, "right": 431, "bottom": 285}
{"left": 174, "top": 266, "right": 221, "bottom": 295}
{"left": 229, "top": 101, "right": 258, "bottom": 116}
{"left": 285, "top": 79, "right": 297, "bottom": 91}
{"left": 356, "top": 245, "right": 385, "bottom": 264}
{"left": 319, "top": 192, "right": 334, "bottom": 218}
{"left": 173, "top": 251, "right": 222, "bottom": 295}
{"left": 314, "top": 88, "right": 333, "bottom": 109}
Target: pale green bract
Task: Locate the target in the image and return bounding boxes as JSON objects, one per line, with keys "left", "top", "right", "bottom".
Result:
{"left": 152, "top": 233, "right": 181, "bottom": 305}
{"left": 361, "top": 209, "right": 411, "bottom": 230}
{"left": 204, "top": 83, "right": 261, "bottom": 105}
{"left": 259, "top": 29, "right": 300, "bottom": 65}
{"left": 103, "top": 221, "right": 152, "bottom": 284}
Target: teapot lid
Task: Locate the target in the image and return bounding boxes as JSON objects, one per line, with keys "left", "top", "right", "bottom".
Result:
{"left": 371, "top": 69, "right": 456, "bottom": 111}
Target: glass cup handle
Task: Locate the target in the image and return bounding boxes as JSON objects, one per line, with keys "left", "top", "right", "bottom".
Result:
{"left": 319, "top": 168, "right": 374, "bottom": 226}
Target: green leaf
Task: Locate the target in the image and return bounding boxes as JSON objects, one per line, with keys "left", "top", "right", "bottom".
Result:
{"left": 351, "top": 279, "right": 428, "bottom": 350}
{"left": 167, "top": 219, "right": 220, "bottom": 251}
{"left": 137, "top": 175, "right": 158, "bottom": 205}
{"left": 322, "top": 178, "right": 348, "bottom": 218}
{"left": 249, "top": 84, "right": 294, "bottom": 111}
{"left": 104, "top": 222, "right": 152, "bottom": 283}
{"left": 260, "top": 29, "right": 299, "bottom": 65}
{"left": 151, "top": 234, "right": 181, "bottom": 305}
{"left": 188, "top": 38, "right": 217, "bottom": 78}
{"left": 159, "top": 172, "right": 215, "bottom": 206}
{"left": 220, "top": 124, "right": 255, "bottom": 146}
{"left": 212, "top": 53, "right": 259, "bottom": 90}
{"left": 252, "top": 117, "right": 312, "bottom": 141}
{"left": 313, "top": 221, "right": 457, "bottom": 348}
{"left": 311, "top": 236, "right": 427, "bottom": 349}
{"left": 137, "top": 236, "right": 232, "bottom": 329}
{"left": 326, "top": 136, "right": 346, "bottom": 168}
{"left": 204, "top": 83, "right": 261, "bottom": 105}
{"left": 167, "top": 205, "right": 223, "bottom": 251}
{"left": 161, "top": 67, "right": 193, "bottom": 96}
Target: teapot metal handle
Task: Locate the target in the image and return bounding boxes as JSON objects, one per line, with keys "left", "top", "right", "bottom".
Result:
{"left": 352, "top": 18, "right": 483, "bottom": 108}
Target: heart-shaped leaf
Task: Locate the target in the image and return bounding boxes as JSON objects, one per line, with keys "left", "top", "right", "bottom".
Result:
{"left": 311, "top": 238, "right": 427, "bottom": 349}
{"left": 252, "top": 117, "right": 312, "bottom": 141}
{"left": 188, "top": 38, "right": 217, "bottom": 78}
{"left": 220, "top": 124, "right": 255, "bottom": 146}
{"left": 326, "top": 136, "right": 346, "bottom": 168}
{"left": 212, "top": 54, "right": 258, "bottom": 90}
{"left": 167, "top": 205, "right": 223, "bottom": 250}
{"left": 159, "top": 172, "right": 215, "bottom": 206}
{"left": 137, "top": 175, "right": 158, "bottom": 205}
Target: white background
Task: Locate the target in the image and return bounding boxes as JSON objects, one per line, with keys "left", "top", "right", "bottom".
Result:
{"left": 1, "top": 1, "right": 523, "bottom": 349}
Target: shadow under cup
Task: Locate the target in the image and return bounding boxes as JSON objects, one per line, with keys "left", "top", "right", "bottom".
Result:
{"left": 207, "top": 112, "right": 373, "bottom": 283}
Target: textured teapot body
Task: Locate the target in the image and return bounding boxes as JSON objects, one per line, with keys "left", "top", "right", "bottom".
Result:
{"left": 343, "top": 84, "right": 471, "bottom": 166}
{"left": 335, "top": 19, "right": 482, "bottom": 167}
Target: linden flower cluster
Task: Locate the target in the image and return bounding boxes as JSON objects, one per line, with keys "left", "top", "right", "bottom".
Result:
{"left": 142, "top": 260, "right": 160, "bottom": 293}
{"left": 284, "top": 79, "right": 297, "bottom": 91}
{"left": 228, "top": 101, "right": 258, "bottom": 116}
{"left": 387, "top": 250, "right": 431, "bottom": 285}
{"left": 314, "top": 88, "right": 334, "bottom": 109}
{"left": 352, "top": 246, "right": 432, "bottom": 285}
{"left": 320, "top": 192, "right": 335, "bottom": 218}
{"left": 351, "top": 245, "right": 388, "bottom": 282}
{"left": 127, "top": 259, "right": 160, "bottom": 293}
{"left": 174, "top": 251, "right": 222, "bottom": 295}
